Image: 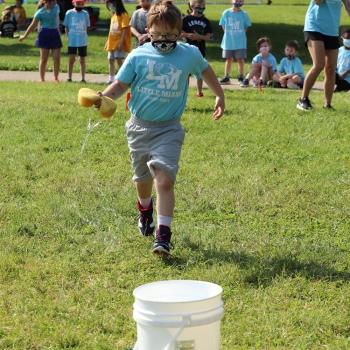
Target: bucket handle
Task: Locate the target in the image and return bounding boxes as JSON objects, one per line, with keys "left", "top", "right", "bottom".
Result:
{"left": 133, "top": 315, "right": 191, "bottom": 350}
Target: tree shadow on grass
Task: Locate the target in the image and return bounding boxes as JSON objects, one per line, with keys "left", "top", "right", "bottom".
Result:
{"left": 163, "top": 237, "right": 350, "bottom": 288}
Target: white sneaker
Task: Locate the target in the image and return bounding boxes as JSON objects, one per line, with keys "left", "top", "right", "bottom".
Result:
{"left": 287, "top": 82, "right": 300, "bottom": 90}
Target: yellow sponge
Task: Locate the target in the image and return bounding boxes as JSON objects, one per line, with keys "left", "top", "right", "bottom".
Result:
{"left": 78, "top": 88, "right": 116, "bottom": 119}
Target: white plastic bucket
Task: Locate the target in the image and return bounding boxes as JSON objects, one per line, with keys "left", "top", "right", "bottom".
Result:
{"left": 133, "top": 280, "right": 224, "bottom": 350}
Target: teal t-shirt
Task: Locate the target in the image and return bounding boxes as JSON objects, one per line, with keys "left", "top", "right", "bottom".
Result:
{"left": 219, "top": 9, "right": 251, "bottom": 50}
{"left": 63, "top": 9, "right": 90, "bottom": 47}
{"left": 252, "top": 52, "right": 277, "bottom": 71}
{"left": 116, "top": 42, "right": 209, "bottom": 122}
{"left": 277, "top": 57, "right": 305, "bottom": 79}
{"left": 34, "top": 4, "right": 60, "bottom": 29}
{"left": 304, "top": 0, "right": 342, "bottom": 37}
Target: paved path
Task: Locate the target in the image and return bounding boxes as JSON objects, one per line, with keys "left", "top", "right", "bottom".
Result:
{"left": 0, "top": 70, "right": 324, "bottom": 91}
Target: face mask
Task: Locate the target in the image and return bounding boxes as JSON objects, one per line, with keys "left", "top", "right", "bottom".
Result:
{"left": 108, "top": 5, "right": 116, "bottom": 12}
{"left": 260, "top": 46, "right": 269, "bottom": 53}
{"left": 74, "top": 6, "right": 83, "bottom": 11}
{"left": 233, "top": 2, "right": 243, "bottom": 7}
{"left": 286, "top": 54, "right": 295, "bottom": 60}
{"left": 152, "top": 40, "right": 177, "bottom": 53}
{"left": 342, "top": 38, "right": 350, "bottom": 48}
{"left": 195, "top": 7, "right": 205, "bottom": 14}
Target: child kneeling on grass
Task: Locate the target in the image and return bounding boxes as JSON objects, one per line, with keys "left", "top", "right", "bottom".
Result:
{"left": 94, "top": 0, "right": 225, "bottom": 256}
{"left": 269, "top": 40, "right": 305, "bottom": 89}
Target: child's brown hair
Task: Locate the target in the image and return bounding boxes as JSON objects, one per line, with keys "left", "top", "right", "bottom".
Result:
{"left": 147, "top": 0, "right": 182, "bottom": 31}
{"left": 285, "top": 40, "right": 299, "bottom": 52}
{"left": 256, "top": 37, "right": 271, "bottom": 51}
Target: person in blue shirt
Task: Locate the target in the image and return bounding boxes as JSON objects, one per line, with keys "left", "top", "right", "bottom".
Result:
{"left": 93, "top": 0, "right": 225, "bottom": 256}
{"left": 19, "top": 0, "right": 62, "bottom": 82}
{"left": 240, "top": 36, "right": 277, "bottom": 87}
{"left": 63, "top": 0, "right": 90, "bottom": 83}
{"left": 219, "top": 0, "right": 251, "bottom": 85}
{"left": 334, "top": 27, "right": 350, "bottom": 92}
{"left": 271, "top": 40, "right": 305, "bottom": 89}
{"left": 297, "top": 0, "right": 350, "bottom": 111}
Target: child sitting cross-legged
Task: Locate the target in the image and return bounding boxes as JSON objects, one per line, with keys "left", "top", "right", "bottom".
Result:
{"left": 269, "top": 40, "right": 305, "bottom": 89}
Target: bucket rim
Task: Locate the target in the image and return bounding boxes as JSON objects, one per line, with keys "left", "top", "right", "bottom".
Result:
{"left": 133, "top": 280, "right": 222, "bottom": 303}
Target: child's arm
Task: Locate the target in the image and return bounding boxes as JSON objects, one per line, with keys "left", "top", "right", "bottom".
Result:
{"left": 94, "top": 80, "right": 130, "bottom": 109}
{"left": 201, "top": 65, "right": 225, "bottom": 120}
{"left": 187, "top": 31, "right": 211, "bottom": 42}
{"left": 118, "top": 27, "right": 128, "bottom": 51}
{"left": 18, "top": 17, "right": 39, "bottom": 41}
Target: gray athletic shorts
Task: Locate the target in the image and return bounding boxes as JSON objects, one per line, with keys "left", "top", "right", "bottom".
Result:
{"left": 222, "top": 49, "right": 247, "bottom": 59}
{"left": 125, "top": 115, "right": 185, "bottom": 183}
{"left": 108, "top": 50, "right": 126, "bottom": 59}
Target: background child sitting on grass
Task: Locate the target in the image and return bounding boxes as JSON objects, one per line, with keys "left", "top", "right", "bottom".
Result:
{"left": 270, "top": 40, "right": 305, "bottom": 89}
{"left": 240, "top": 36, "right": 277, "bottom": 88}
{"left": 334, "top": 27, "right": 350, "bottom": 93}
{"left": 0, "top": 8, "right": 17, "bottom": 37}
{"left": 93, "top": 0, "right": 224, "bottom": 256}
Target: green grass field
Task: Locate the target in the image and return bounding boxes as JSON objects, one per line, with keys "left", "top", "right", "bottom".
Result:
{"left": 1, "top": 1, "right": 350, "bottom": 349}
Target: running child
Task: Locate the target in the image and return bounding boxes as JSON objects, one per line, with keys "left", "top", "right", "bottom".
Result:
{"left": 94, "top": 0, "right": 225, "bottom": 255}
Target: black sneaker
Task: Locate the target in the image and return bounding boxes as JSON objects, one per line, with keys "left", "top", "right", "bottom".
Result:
{"left": 267, "top": 80, "right": 281, "bottom": 88}
{"left": 297, "top": 97, "right": 313, "bottom": 111}
{"left": 153, "top": 225, "right": 173, "bottom": 255}
{"left": 323, "top": 103, "right": 334, "bottom": 110}
{"left": 219, "top": 76, "right": 230, "bottom": 84}
{"left": 240, "top": 78, "right": 249, "bottom": 87}
{"left": 258, "top": 78, "right": 265, "bottom": 88}
{"left": 137, "top": 199, "right": 155, "bottom": 236}
{"left": 237, "top": 75, "right": 244, "bottom": 84}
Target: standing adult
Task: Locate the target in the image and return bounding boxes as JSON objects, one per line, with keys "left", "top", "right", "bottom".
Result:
{"left": 297, "top": 0, "right": 350, "bottom": 111}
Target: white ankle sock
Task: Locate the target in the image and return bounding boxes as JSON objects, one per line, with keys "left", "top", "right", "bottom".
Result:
{"left": 157, "top": 215, "right": 172, "bottom": 228}
{"left": 139, "top": 196, "right": 152, "bottom": 208}
{"left": 109, "top": 76, "right": 115, "bottom": 82}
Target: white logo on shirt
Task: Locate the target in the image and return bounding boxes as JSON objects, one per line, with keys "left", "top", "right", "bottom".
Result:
{"left": 228, "top": 18, "right": 240, "bottom": 30}
{"left": 146, "top": 60, "right": 182, "bottom": 90}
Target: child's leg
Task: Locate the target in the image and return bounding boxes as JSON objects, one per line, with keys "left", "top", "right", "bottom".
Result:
{"left": 51, "top": 48, "right": 61, "bottom": 80}
{"left": 68, "top": 54, "right": 76, "bottom": 80}
{"left": 39, "top": 48, "right": 50, "bottom": 81}
{"left": 79, "top": 56, "right": 86, "bottom": 80}
{"left": 259, "top": 65, "right": 269, "bottom": 82}
{"left": 116, "top": 57, "right": 124, "bottom": 71}
{"left": 135, "top": 179, "right": 153, "bottom": 203}
{"left": 153, "top": 168, "right": 174, "bottom": 218}
{"left": 237, "top": 58, "right": 244, "bottom": 77}
{"left": 196, "top": 78, "right": 203, "bottom": 95}
{"left": 289, "top": 75, "right": 301, "bottom": 85}
{"left": 108, "top": 58, "right": 116, "bottom": 77}
{"left": 224, "top": 58, "right": 233, "bottom": 76}
{"left": 246, "top": 63, "right": 260, "bottom": 80}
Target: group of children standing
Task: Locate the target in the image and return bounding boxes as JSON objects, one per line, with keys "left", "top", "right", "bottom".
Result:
{"left": 9, "top": 0, "right": 350, "bottom": 93}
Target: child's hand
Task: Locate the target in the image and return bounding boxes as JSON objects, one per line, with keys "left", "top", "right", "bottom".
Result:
{"left": 18, "top": 36, "right": 25, "bottom": 42}
{"left": 93, "top": 92, "right": 103, "bottom": 110}
{"left": 213, "top": 96, "right": 224, "bottom": 120}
